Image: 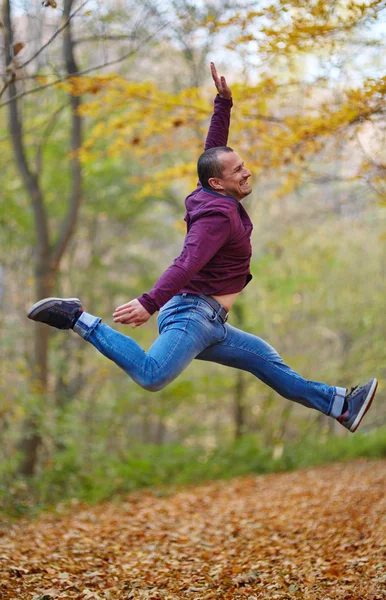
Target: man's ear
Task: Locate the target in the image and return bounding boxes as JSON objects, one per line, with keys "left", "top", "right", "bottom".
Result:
{"left": 208, "top": 177, "right": 224, "bottom": 191}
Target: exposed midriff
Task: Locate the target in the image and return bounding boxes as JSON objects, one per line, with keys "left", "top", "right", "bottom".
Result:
{"left": 212, "top": 291, "right": 241, "bottom": 312}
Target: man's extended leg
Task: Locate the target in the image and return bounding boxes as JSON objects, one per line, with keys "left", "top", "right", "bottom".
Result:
{"left": 196, "top": 323, "right": 377, "bottom": 431}
{"left": 28, "top": 295, "right": 227, "bottom": 392}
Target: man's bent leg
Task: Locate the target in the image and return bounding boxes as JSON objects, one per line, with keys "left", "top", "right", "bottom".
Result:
{"left": 74, "top": 301, "right": 225, "bottom": 392}
{"left": 196, "top": 323, "right": 345, "bottom": 417}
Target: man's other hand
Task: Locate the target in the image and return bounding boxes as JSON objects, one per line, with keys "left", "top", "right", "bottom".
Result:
{"left": 113, "top": 299, "right": 151, "bottom": 328}
{"left": 210, "top": 62, "right": 232, "bottom": 100}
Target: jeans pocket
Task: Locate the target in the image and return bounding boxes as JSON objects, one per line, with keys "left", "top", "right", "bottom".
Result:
{"left": 157, "top": 306, "right": 178, "bottom": 333}
{"left": 196, "top": 301, "right": 217, "bottom": 322}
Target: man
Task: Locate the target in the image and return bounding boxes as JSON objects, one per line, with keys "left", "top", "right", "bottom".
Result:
{"left": 28, "top": 63, "right": 377, "bottom": 433}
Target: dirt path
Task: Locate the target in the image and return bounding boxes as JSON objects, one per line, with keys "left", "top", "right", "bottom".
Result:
{"left": 1, "top": 459, "right": 385, "bottom": 599}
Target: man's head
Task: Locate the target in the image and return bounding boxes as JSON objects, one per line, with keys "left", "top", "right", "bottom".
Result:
{"left": 197, "top": 147, "right": 252, "bottom": 202}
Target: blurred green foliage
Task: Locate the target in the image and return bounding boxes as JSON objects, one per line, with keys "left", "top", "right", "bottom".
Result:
{"left": 1, "top": 429, "right": 385, "bottom": 520}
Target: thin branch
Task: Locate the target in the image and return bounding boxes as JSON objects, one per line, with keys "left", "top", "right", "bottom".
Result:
{"left": 303, "top": 174, "right": 356, "bottom": 186}
{"left": 362, "top": 176, "right": 386, "bottom": 198}
{"left": 242, "top": 113, "right": 285, "bottom": 124}
{"left": 346, "top": 38, "right": 386, "bottom": 47}
{"left": 35, "top": 103, "right": 67, "bottom": 175}
{"left": 0, "top": 19, "right": 173, "bottom": 110}
{"left": 356, "top": 131, "right": 386, "bottom": 172}
{"left": 0, "top": 102, "right": 69, "bottom": 141}
{"left": 0, "top": 77, "right": 11, "bottom": 100}
{"left": 74, "top": 34, "right": 139, "bottom": 45}
{"left": 17, "top": 1, "right": 89, "bottom": 72}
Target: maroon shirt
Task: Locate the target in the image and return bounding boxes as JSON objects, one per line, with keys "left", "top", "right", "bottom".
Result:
{"left": 137, "top": 95, "right": 253, "bottom": 315}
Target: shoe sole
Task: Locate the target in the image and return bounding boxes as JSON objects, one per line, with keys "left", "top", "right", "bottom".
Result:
{"left": 350, "top": 378, "right": 378, "bottom": 432}
{"left": 28, "top": 297, "right": 81, "bottom": 320}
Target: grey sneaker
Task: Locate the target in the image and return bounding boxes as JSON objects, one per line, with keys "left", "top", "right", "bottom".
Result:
{"left": 27, "top": 297, "right": 83, "bottom": 330}
{"left": 337, "top": 378, "right": 378, "bottom": 432}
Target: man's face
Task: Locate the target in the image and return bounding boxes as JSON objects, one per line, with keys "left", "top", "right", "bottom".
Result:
{"left": 209, "top": 151, "right": 252, "bottom": 201}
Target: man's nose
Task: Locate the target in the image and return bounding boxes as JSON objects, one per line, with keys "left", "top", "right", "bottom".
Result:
{"left": 243, "top": 167, "right": 252, "bottom": 177}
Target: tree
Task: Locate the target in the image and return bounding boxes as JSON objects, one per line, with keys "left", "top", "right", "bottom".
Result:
{"left": 76, "top": 0, "right": 386, "bottom": 203}
{"left": 1, "top": 0, "right": 84, "bottom": 474}
{"left": 0, "top": 0, "right": 164, "bottom": 475}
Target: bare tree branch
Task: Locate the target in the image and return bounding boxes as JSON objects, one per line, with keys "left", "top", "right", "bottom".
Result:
{"left": 2, "top": 0, "right": 50, "bottom": 252}
{"left": 74, "top": 34, "right": 139, "bottom": 45}
{"left": 0, "top": 19, "right": 173, "bottom": 109}
{"left": 356, "top": 131, "right": 386, "bottom": 172}
{"left": 17, "top": 0, "right": 89, "bottom": 72}
{"left": 0, "top": 78, "right": 10, "bottom": 100}
{"left": 0, "top": 1, "right": 88, "bottom": 102}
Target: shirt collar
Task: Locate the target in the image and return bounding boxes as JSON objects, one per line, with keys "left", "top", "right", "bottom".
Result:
{"left": 202, "top": 187, "right": 240, "bottom": 211}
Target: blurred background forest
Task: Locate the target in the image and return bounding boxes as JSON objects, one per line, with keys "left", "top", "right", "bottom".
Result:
{"left": 1, "top": 0, "right": 385, "bottom": 516}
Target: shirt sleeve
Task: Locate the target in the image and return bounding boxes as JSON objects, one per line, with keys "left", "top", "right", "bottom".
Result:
{"left": 204, "top": 94, "right": 233, "bottom": 151}
{"left": 137, "top": 212, "right": 232, "bottom": 314}
{"left": 191, "top": 94, "right": 233, "bottom": 191}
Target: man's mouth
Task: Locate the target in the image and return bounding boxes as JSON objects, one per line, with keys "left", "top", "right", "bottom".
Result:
{"left": 240, "top": 180, "right": 251, "bottom": 188}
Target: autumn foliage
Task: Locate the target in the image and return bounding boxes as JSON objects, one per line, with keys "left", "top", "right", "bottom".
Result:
{"left": 1, "top": 459, "right": 385, "bottom": 599}
{"left": 68, "top": 0, "right": 386, "bottom": 202}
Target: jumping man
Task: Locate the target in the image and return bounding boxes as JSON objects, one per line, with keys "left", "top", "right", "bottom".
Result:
{"left": 28, "top": 63, "right": 378, "bottom": 433}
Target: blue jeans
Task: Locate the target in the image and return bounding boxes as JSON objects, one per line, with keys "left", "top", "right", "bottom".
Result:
{"left": 74, "top": 293, "right": 346, "bottom": 417}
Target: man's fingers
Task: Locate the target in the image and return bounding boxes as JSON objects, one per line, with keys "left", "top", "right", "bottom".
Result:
{"left": 210, "top": 62, "right": 220, "bottom": 83}
{"left": 221, "top": 75, "right": 231, "bottom": 91}
{"left": 112, "top": 298, "right": 150, "bottom": 326}
{"left": 113, "top": 306, "right": 136, "bottom": 317}
{"left": 114, "top": 303, "right": 134, "bottom": 313}
{"left": 113, "top": 310, "right": 136, "bottom": 322}
{"left": 114, "top": 310, "right": 148, "bottom": 324}
{"left": 116, "top": 316, "right": 144, "bottom": 327}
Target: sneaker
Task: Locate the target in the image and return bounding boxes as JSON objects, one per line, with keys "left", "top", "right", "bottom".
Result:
{"left": 337, "top": 378, "right": 378, "bottom": 432}
{"left": 27, "top": 297, "right": 83, "bottom": 330}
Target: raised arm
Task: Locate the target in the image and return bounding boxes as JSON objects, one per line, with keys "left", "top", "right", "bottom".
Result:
{"left": 112, "top": 65, "right": 234, "bottom": 328}
{"left": 204, "top": 63, "right": 233, "bottom": 151}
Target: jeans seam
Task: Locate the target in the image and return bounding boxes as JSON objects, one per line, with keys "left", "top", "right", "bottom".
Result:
{"left": 94, "top": 318, "right": 196, "bottom": 384}
{"left": 94, "top": 328, "right": 146, "bottom": 371}
{"left": 224, "top": 342, "right": 334, "bottom": 413}
{"left": 221, "top": 343, "right": 319, "bottom": 396}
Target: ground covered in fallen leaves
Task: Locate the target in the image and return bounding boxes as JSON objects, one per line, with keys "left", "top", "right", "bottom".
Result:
{"left": 1, "top": 458, "right": 385, "bottom": 600}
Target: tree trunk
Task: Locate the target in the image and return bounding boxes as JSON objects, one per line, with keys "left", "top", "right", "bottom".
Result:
{"left": 234, "top": 370, "right": 246, "bottom": 440}
{"left": 232, "top": 303, "right": 247, "bottom": 440}
{"left": 2, "top": 0, "right": 50, "bottom": 474}
{"left": 3, "top": 0, "right": 82, "bottom": 475}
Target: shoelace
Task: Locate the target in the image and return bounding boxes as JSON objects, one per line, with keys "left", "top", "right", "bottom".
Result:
{"left": 346, "top": 385, "right": 358, "bottom": 399}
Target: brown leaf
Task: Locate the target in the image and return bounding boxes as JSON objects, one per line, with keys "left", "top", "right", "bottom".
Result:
{"left": 13, "top": 42, "right": 24, "bottom": 56}
{"left": 0, "top": 459, "right": 385, "bottom": 600}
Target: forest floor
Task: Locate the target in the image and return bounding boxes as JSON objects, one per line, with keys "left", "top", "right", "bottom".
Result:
{"left": 1, "top": 458, "right": 385, "bottom": 600}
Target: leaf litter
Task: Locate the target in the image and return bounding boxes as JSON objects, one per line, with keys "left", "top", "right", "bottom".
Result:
{"left": 0, "top": 459, "right": 385, "bottom": 600}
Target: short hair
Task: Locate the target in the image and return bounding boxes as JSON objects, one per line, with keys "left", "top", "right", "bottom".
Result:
{"left": 197, "top": 146, "right": 234, "bottom": 189}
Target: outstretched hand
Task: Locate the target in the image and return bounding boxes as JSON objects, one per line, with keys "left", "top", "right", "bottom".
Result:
{"left": 113, "top": 298, "right": 151, "bottom": 328}
{"left": 210, "top": 62, "right": 232, "bottom": 100}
